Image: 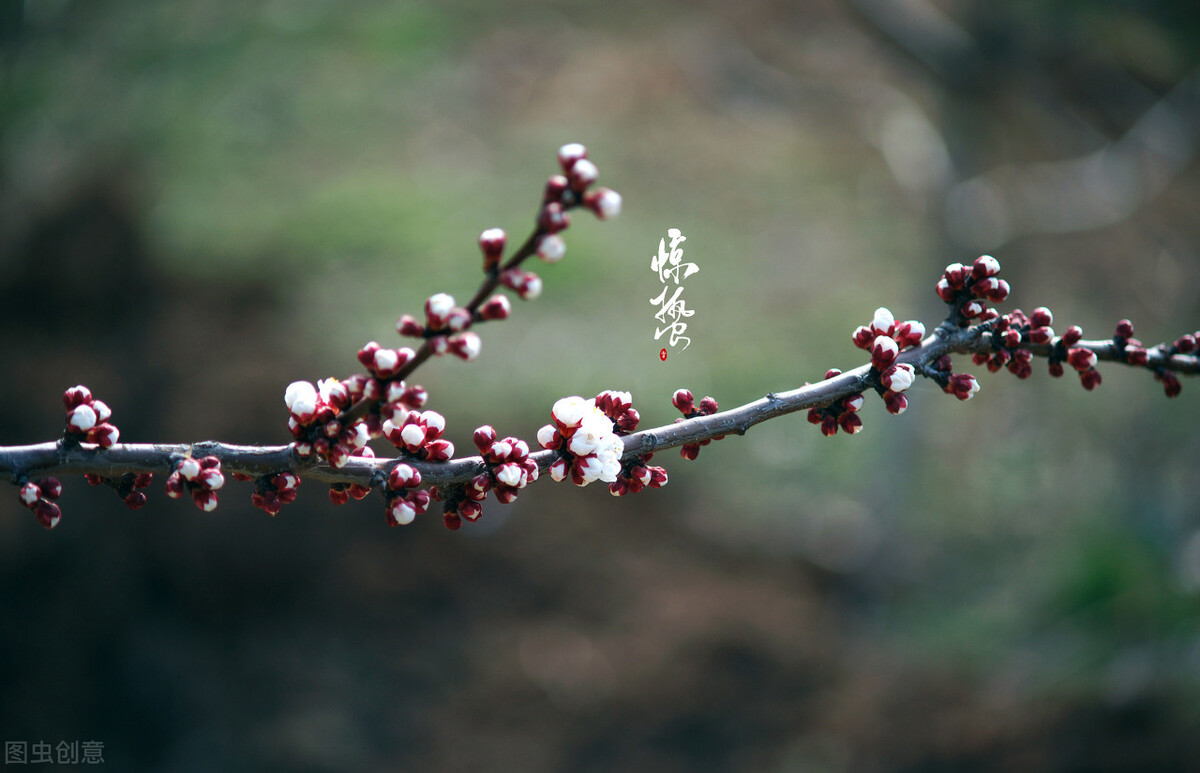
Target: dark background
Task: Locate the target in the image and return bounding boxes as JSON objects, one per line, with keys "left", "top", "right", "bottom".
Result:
{"left": 2, "top": 1, "right": 1199, "bottom": 770}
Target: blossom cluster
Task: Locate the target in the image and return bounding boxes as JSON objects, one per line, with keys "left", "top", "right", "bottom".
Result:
{"left": 973, "top": 307, "right": 1054, "bottom": 379}
{"left": 929, "top": 356, "right": 981, "bottom": 400}
{"left": 936, "top": 255, "right": 1009, "bottom": 325}
{"left": 327, "top": 447, "right": 376, "bottom": 505}
{"left": 852, "top": 306, "right": 922, "bottom": 416}
{"left": 381, "top": 407, "right": 454, "bottom": 461}
{"left": 396, "top": 293, "right": 483, "bottom": 361}
{"left": 384, "top": 462, "right": 431, "bottom": 527}
{"left": 165, "top": 456, "right": 225, "bottom": 512}
{"left": 596, "top": 391, "right": 667, "bottom": 497}
{"left": 807, "top": 372, "right": 869, "bottom": 436}
{"left": 436, "top": 426, "right": 540, "bottom": 530}
{"left": 672, "top": 389, "right": 722, "bottom": 458}
{"left": 284, "top": 377, "right": 369, "bottom": 468}
{"left": 63, "top": 385, "right": 119, "bottom": 448}
{"left": 538, "top": 395, "right": 626, "bottom": 486}
{"left": 18, "top": 476, "right": 62, "bottom": 529}
{"left": 249, "top": 472, "right": 300, "bottom": 517}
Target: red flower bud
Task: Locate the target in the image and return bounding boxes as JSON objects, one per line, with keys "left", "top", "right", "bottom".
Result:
{"left": 1030, "top": 307, "right": 1053, "bottom": 328}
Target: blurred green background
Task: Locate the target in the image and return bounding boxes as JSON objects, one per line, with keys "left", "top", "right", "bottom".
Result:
{"left": 2, "top": 0, "right": 1200, "bottom": 770}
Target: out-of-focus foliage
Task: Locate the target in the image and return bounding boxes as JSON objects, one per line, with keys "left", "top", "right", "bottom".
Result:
{"left": 2, "top": 1, "right": 1199, "bottom": 770}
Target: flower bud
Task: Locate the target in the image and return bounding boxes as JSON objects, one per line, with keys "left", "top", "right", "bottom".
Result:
{"left": 544, "top": 174, "right": 569, "bottom": 203}
{"left": 478, "top": 228, "right": 506, "bottom": 270}
{"left": 63, "top": 385, "right": 92, "bottom": 410}
{"left": 198, "top": 468, "right": 225, "bottom": 491}
{"left": 870, "top": 307, "right": 895, "bottom": 336}
{"left": 671, "top": 389, "right": 695, "bottom": 414}
{"left": 883, "top": 391, "right": 908, "bottom": 415}
{"left": 1126, "top": 346, "right": 1148, "bottom": 366}
{"left": 448, "top": 332, "right": 482, "bottom": 361}
{"left": 387, "top": 499, "right": 416, "bottom": 527}
{"left": 1029, "top": 326, "right": 1053, "bottom": 345}
{"left": 88, "top": 422, "right": 119, "bottom": 448}
{"left": 19, "top": 482, "right": 40, "bottom": 506}
{"left": 557, "top": 143, "right": 587, "bottom": 172}
{"left": 536, "top": 424, "right": 560, "bottom": 450}
{"left": 538, "top": 202, "right": 569, "bottom": 234}
{"left": 446, "top": 307, "right": 472, "bottom": 333}
{"left": 536, "top": 234, "right": 567, "bottom": 263}
{"left": 67, "top": 404, "right": 97, "bottom": 433}
{"left": 479, "top": 294, "right": 511, "bottom": 321}
{"left": 893, "top": 321, "right": 925, "bottom": 348}
{"left": 473, "top": 425, "right": 498, "bottom": 453}
{"left": 389, "top": 463, "right": 420, "bottom": 490}
{"left": 972, "top": 254, "right": 1001, "bottom": 278}
{"left": 425, "top": 293, "right": 455, "bottom": 330}
{"left": 34, "top": 500, "right": 62, "bottom": 529}
{"left": 568, "top": 158, "right": 598, "bottom": 191}
{"left": 1066, "top": 347, "right": 1097, "bottom": 372}
{"left": 1159, "top": 370, "right": 1182, "bottom": 397}
{"left": 935, "top": 277, "right": 956, "bottom": 302}
{"left": 881, "top": 363, "right": 915, "bottom": 392}
{"left": 193, "top": 490, "right": 219, "bottom": 512}
{"left": 584, "top": 187, "right": 622, "bottom": 220}
{"left": 870, "top": 336, "right": 899, "bottom": 371}
{"left": 459, "top": 500, "right": 483, "bottom": 521}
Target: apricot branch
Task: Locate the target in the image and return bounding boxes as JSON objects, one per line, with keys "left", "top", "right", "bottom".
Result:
{"left": 2, "top": 147, "right": 1196, "bottom": 532}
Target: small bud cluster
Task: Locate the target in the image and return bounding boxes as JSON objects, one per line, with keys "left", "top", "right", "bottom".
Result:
{"left": 538, "top": 395, "right": 625, "bottom": 486}
{"left": 672, "top": 389, "right": 723, "bottom": 457}
{"left": 381, "top": 408, "right": 454, "bottom": 461}
{"left": 806, "top": 371, "right": 869, "bottom": 436}
{"left": 62, "top": 385, "right": 119, "bottom": 448}
{"left": 395, "top": 293, "right": 483, "bottom": 362}
{"left": 1114, "top": 318, "right": 1197, "bottom": 398}
{"left": 852, "top": 306, "right": 922, "bottom": 417}
{"left": 246, "top": 472, "right": 301, "bottom": 516}
{"left": 936, "top": 255, "right": 1009, "bottom": 325}
{"left": 285, "top": 378, "right": 370, "bottom": 467}
{"left": 327, "top": 447, "right": 376, "bottom": 505}
{"left": 553, "top": 143, "right": 622, "bottom": 222}
{"left": 476, "top": 144, "right": 621, "bottom": 304}
{"left": 1045, "top": 324, "right": 1102, "bottom": 390}
{"left": 928, "top": 355, "right": 981, "bottom": 400}
{"left": 973, "top": 307, "right": 1054, "bottom": 380}
{"left": 593, "top": 392, "right": 666, "bottom": 497}
{"left": 165, "top": 456, "right": 224, "bottom": 512}
{"left": 438, "top": 426, "right": 540, "bottom": 530}
{"left": 84, "top": 471, "right": 153, "bottom": 509}
{"left": 18, "top": 477, "right": 62, "bottom": 529}
{"left": 384, "top": 462, "right": 431, "bottom": 527}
